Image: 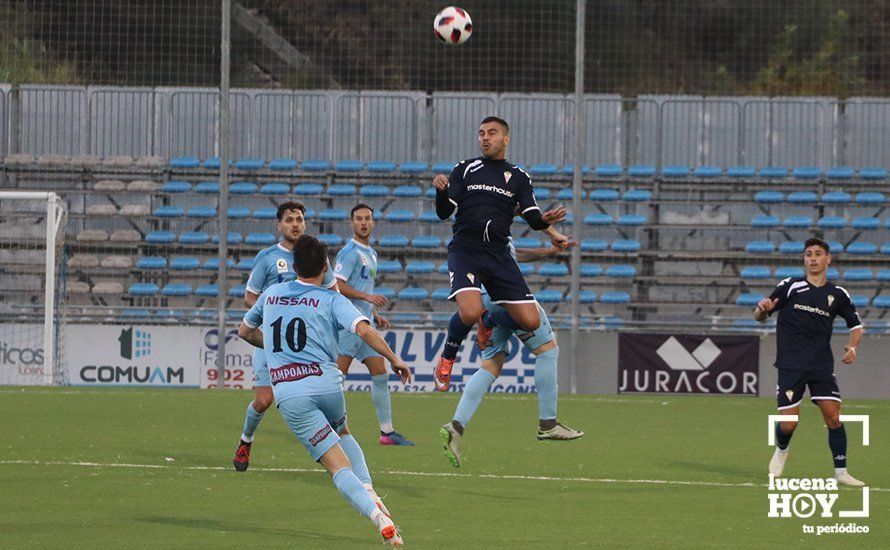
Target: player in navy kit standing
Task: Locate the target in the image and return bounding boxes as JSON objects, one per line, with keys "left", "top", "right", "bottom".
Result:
{"left": 755, "top": 237, "right": 865, "bottom": 486}
{"left": 432, "top": 116, "right": 568, "bottom": 391}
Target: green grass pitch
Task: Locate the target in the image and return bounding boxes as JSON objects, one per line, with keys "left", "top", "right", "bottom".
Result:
{"left": 0, "top": 388, "right": 886, "bottom": 548}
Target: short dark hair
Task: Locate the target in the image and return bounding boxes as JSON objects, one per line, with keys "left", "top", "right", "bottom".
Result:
{"left": 277, "top": 201, "right": 306, "bottom": 221}
{"left": 292, "top": 235, "right": 328, "bottom": 278}
{"left": 350, "top": 203, "right": 374, "bottom": 219}
{"left": 804, "top": 237, "right": 830, "bottom": 254}
{"left": 480, "top": 116, "right": 510, "bottom": 135}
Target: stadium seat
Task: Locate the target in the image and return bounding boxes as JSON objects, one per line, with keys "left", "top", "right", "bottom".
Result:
{"left": 774, "top": 267, "right": 804, "bottom": 279}
{"left": 535, "top": 289, "right": 564, "bottom": 303}
{"left": 195, "top": 181, "right": 220, "bottom": 194}
{"left": 855, "top": 192, "right": 885, "bottom": 205}
{"left": 694, "top": 166, "right": 722, "bottom": 178}
{"left": 294, "top": 183, "right": 324, "bottom": 196}
{"left": 519, "top": 264, "right": 535, "bottom": 276}
{"left": 356, "top": 184, "right": 388, "bottom": 198}
{"left": 827, "top": 267, "right": 840, "bottom": 279}
{"left": 580, "top": 239, "right": 608, "bottom": 252}
{"left": 328, "top": 184, "right": 357, "bottom": 196}
{"left": 538, "top": 263, "right": 569, "bottom": 277}
{"left": 162, "top": 284, "right": 192, "bottom": 297}
{"left": 335, "top": 160, "right": 363, "bottom": 172}
{"left": 245, "top": 233, "right": 276, "bottom": 245}
{"left": 628, "top": 165, "right": 656, "bottom": 178}
{"left": 269, "top": 158, "right": 298, "bottom": 171}
{"left": 822, "top": 191, "right": 851, "bottom": 204}
{"left": 787, "top": 191, "right": 818, "bottom": 204}
{"left": 727, "top": 166, "right": 756, "bottom": 178}
{"left": 378, "top": 235, "right": 409, "bottom": 248}
{"left": 617, "top": 214, "right": 646, "bottom": 226}
{"left": 745, "top": 241, "right": 776, "bottom": 253}
{"left": 844, "top": 268, "right": 873, "bottom": 282}
{"left": 384, "top": 210, "right": 415, "bottom": 223}
{"left": 128, "top": 283, "right": 159, "bottom": 296}
{"left": 529, "top": 163, "right": 557, "bottom": 176}
{"left": 162, "top": 181, "right": 191, "bottom": 193}
{"left": 228, "top": 285, "right": 247, "bottom": 298}
{"left": 179, "top": 231, "right": 210, "bottom": 244}
{"left": 754, "top": 191, "right": 783, "bottom": 203}
{"left": 792, "top": 166, "right": 821, "bottom": 179}
{"left": 153, "top": 205, "right": 184, "bottom": 218}
{"left": 187, "top": 206, "right": 216, "bottom": 218}
{"left": 195, "top": 284, "right": 220, "bottom": 297}
{"left": 594, "top": 164, "right": 622, "bottom": 177}
{"left": 731, "top": 319, "right": 761, "bottom": 331}
{"left": 211, "top": 232, "right": 244, "bottom": 245}
{"left": 532, "top": 188, "right": 550, "bottom": 200}
{"left": 759, "top": 166, "right": 788, "bottom": 178}
{"left": 226, "top": 207, "right": 249, "bottom": 219}
{"left": 779, "top": 241, "right": 804, "bottom": 254}
{"left": 234, "top": 258, "right": 254, "bottom": 271}
{"left": 137, "top": 256, "right": 167, "bottom": 270}
{"left": 301, "top": 159, "right": 330, "bottom": 172}
{"left": 740, "top": 266, "right": 771, "bottom": 279}
{"left": 566, "top": 290, "right": 597, "bottom": 304}
{"left": 398, "top": 287, "right": 428, "bottom": 300}
{"left": 559, "top": 164, "right": 591, "bottom": 176}
{"left": 170, "top": 257, "right": 201, "bottom": 271}
{"left": 622, "top": 189, "right": 652, "bottom": 202}
{"left": 203, "top": 258, "right": 234, "bottom": 271}
{"left": 851, "top": 296, "right": 870, "bottom": 308}
{"left": 424, "top": 187, "right": 437, "bottom": 198}
{"left": 882, "top": 243, "right": 890, "bottom": 255}
{"left": 393, "top": 185, "right": 422, "bottom": 198}
{"left": 558, "top": 188, "right": 585, "bottom": 200}
{"left": 611, "top": 239, "right": 641, "bottom": 252}
{"left": 580, "top": 264, "right": 603, "bottom": 277}
{"left": 606, "top": 265, "right": 636, "bottom": 278}
{"left": 846, "top": 242, "right": 878, "bottom": 255}
{"left": 860, "top": 167, "right": 888, "bottom": 180}
{"left": 367, "top": 161, "right": 396, "bottom": 173}
{"left": 867, "top": 320, "right": 889, "bottom": 334}
{"left": 418, "top": 210, "right": 440, "bottom": 222}
{"left": 817, "top": 216, "right": 846, "bottom": 229}
{"left": 229, "top": 182, "right": 257, "bottom": 195}
{"left": 600, "top": 290, "right": 630, "bottom": 304}
{"left": 411, "top": 236, "right": 441, "bottom": 248}
{"left": 236, "top": 158, "right": 264, "bottom": 171}
{"left": 783, "top": 216, "right": 812, "bottom": 228}
{"left": 513, "top": 237, "right": 541, "bottom": 249}
{"left": 877, "top": 269, "right": 890, "bottom": 281}
{"left": 588, "top": 189, "right": 620, "bottom": 201}
{"left": 736, "top": 293, "right": 763, "bottom": 306}
{"left": 432, "top": 288, "right": 452, "bottom": 301}
{"left": 145, "top": 231, "right": 176, "bottom": 244}
{"left": 260, "top": 182, "right": 290, "bottom": 195}
{"left": 121, "top": 309, "right": 151, "bottom": 318}
{"left": 316, "top": 234, "right": 342, "bottom": 246}
{"left": 377, "top": 260, "right": 402, "bottom": 274}
{"left": 874, "top": 296, "right": 890, "bottom": 309}
{"left": 826, "top": 166, "right": 855, "bottom": 180}
{"left": 661, "top": 165, "right": 690, "bottom": 178}
{"left": 584, "top": 213, "right": 612, "bottom": 226}
{"left": 319, "top": 208, "right": 348, "bottom": 221}
{"left": 202, "top": 158, "right": 224, "bottom": 169}
{"left": 170, "top": 157, "right": 200, "bottom": 169}
{"left": 226, "top": 310, "right": 248, "bottom": 321}
{"left": 406, "top": 261, "right": 435, "bottom": 274}
{"left": 751, "top": 215, "right": 779, "bottom": 228}
{"left": 852, "top": 217, "right": 880, "bottom": 230}
{"left": 252, "top": 207, "right": 277, "bottom": 220}
{"left": 399, "top": 162, "right": 427, "bottom": 173}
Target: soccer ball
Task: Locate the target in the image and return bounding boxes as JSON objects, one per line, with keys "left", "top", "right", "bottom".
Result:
{"left": 434, "top": 6, "right": 473, "bottom": 46}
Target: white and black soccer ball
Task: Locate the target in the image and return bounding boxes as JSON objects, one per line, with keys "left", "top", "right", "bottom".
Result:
{"left": 434, "top": 6, "right": 473, "bottom": 46}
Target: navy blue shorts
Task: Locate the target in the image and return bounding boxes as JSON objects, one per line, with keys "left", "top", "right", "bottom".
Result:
{"left": 446, "top": 242, "right": 535, "bottom": 304}
{"left": 776, "top": 369, "right": 841, "bottom": 410}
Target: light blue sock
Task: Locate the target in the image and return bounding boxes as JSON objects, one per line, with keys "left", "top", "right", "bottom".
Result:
{"left": 371, "top": 373, "right": 394, "bottom": 433}
{"left": 535, "top": 346, "right": 559, "bottom": 420}
{"left": 332, "top": 467, "right": 377, "bottom": 518}
{"left": 241, "top": 402, "right": 265, "bottom": 442}
{"left": 453, "top": 368, "right": 496, "bottom": 428}
{"left": 339, "top": 434, "right": 372, "bottom": 485}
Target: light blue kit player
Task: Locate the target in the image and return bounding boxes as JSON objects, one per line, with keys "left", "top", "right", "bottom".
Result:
{"left": 439, "top": 231, "right": 584, "bottom": 468}
{"left": 335, "top": 204, "right": 413, "bottom": 446}
{"left": 238, "top": 235, "right": 411, "bottom": 546}
{"left": 233, "top": 202, "right": 338, "bottom": 472}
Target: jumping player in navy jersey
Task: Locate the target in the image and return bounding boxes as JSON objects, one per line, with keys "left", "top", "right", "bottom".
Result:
{"left": 432, "top": 116, "right": 568, "bottom": 391}
{"left": 755, "top": 237, "right": 865, "bottom": 486}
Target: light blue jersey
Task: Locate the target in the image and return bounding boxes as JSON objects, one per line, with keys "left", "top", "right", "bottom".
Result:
{"left": 334, "top": 239, "right": 378, "bottom": 319}
{"left": 243, "top": 280, "right": 368, "bottom": 404}
{"left": 246, "top": 242, "right": 336, "bottom": 296}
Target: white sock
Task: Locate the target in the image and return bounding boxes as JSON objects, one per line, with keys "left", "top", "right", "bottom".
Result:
{"left": 835, "top": 467, "right": 848, "bottom": 477}
{"left": 775, "top": 446, "right": 788, "bottom": 454}
{"left": 240, "top": 433, "right": 254, "bottom": 443}
{"left": 370, "top": 507, "right": 384, "bottom": 525}
{"left": 380, "top": 422, "right": 394, "bottom": 434}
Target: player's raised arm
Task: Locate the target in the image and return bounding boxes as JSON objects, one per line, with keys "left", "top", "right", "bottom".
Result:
{"left": 754, "top": 277, "right": 790, "bottom": 322}
{"left": 434, "top": 162, "right": 465, "bottom": 220}
{"left": 354, "top": 320, "right": 411, "bottom": 384}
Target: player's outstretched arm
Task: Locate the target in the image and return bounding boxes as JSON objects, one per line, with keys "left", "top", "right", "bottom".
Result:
{"left": 842, "top": 327, "right": 862, "bottom": 364}
{"left": 355, "top": 320, "right": 412, "bottom": 383}
{"left": 238, "top": 322, "right": 264, "bottom": 348}
{"left": 753, "top": 298, "right": 778, "bottom": 322}
{"left": 433, "top": 174, "right": 456, "bottom": 220}
{"left": 244, "top": 291, "right": 259, "bottom": 308}
{"left": 336, "top": 278, "right": 388, "bottom": 308}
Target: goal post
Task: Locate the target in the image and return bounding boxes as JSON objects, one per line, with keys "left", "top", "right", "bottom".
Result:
{"left": 0, "top": 191, "right": 67, "bottom": 386}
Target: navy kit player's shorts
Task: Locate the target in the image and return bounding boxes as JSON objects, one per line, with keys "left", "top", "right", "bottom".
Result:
{"left": 776, "top": 369, "right": 841, "bottom": 410}
{"left": 447, "top": 242, "right": 534, "bottom": 304}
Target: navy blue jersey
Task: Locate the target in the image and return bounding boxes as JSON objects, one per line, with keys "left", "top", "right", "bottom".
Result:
{"left": 767, "top": 277, "right": 862, "bottom": 372}
{"left": 442, "top": 157, "right": 540, "bottom": 250}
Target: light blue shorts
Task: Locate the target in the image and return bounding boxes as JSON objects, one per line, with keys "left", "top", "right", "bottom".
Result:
{"left": 481, "top": 300, "right": 554, "bottom": 360}
{"left": 252, "top": 348, "right": 271, "bottom": 387}
{"left": 338, "top": 329, "right": 381, "bottom": 362}
{"left": 278, "top": 391, "right": 348, "bottom": 461}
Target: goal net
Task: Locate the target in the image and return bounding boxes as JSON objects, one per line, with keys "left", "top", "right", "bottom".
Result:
{"left": 0, "top": 192, "right": 67, "bottom": 385}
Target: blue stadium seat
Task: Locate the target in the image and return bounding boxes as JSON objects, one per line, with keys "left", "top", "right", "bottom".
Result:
{"left": 245, "top": 233, "right": 276, "bottom": 245}
{"left": 195, "top": 284, "right": 219, "bottom": 297}
{"left": 628, "top": 165, "right": 656, "bottom": 178}
{"left": 661, "top": 165, "right": 690, "bottom": 178}
{"left": 153, "top": 205, "right": 184, "bottom": 218}
{"left": 566, "top": 290, "right": 597, "bottom": 304}
{"left": 399, "top": 161, "right": 427, "bottom": 174}
{"left": 874, "top": 296, "right": 890, "bottom": 309}
{"left": 580, "top": 238, "right": 608, "bottom": 252}
{"left": 170, "top": 157, "right": 199, "bottom": 169}
{"left": 226, "top": 310, "right": 249, "bottom": 322}
{"left": 817, "top": 216, "right": 846, "bottom": 229}
{"left": 162, "top": 284, "right": 192, "bottom": 297}
{"left": 514, "top": 237, "right": 542, "bottom": 248}
{"left": 252, "top": 207, "right": 277, "bottom": 220}
{"left": 234, "top": 257, "right": 255, "bottom": 271}
{"left": 359, "top": 185, "right": 390, "bottom": 197}
{"left": 228, "top": 285, "right": 247, "bottom": 298}
{"left": 584, "top": 213, "right": 612, "bottom": 226}
{"left": 843, "top": 268, "right": 873, "bottom": 282}
{"left": 792, "top": 166, "right": 821, "bottom": 180}
{"left": 727, "top": 166, "right": 756, "bottom": 178}
{"left": 617, "top": 214, "right": 646, "bottom": 226}
{"left": 294, "top": 183, "right": 324, "bottom": 196}
{"left": 622, "top": 189, "right": 652, "bottom": 202}
{"left": 145, "top": 231, "right": 176, "bottom": 244}
{"left": 530, "top": 163, "right": 558, "bottom": 176}
{"left": 611, "top": 239, "right": 641, "bottom": 252}
{"left": 588, "top": 189, "right": 620, "bottom": 201}
{"left": 236, "top": 158, "right": 264, "bottom": 171}
{"left": 406, "top": 261, "right": 435, "bottom": 274}
{"left": 121, "top": 309, "right": 151, "bottom": 318}
{"left": 432, "top": 161, "right": 456, "bottom": 173}
{"left": 519, "top": 264, "right": 535, "bottom": 276}
{"left": 855, "top": 192, "right": 885, "bottom": 205}
{"left": 559, "top": 164, "right": 591, "bottom": 176}
{"left": 731, "top": 319, "right": 761, "bottom": 331}
{"left": 787, "top": 191, "right": 818, "bottom": 204}
{"left": 535, "top": 289, "right": 564, "bottom": 303}
{"left": 170, "top": 257, "right": 200, "bottom": 271}
{"left": 822, "top": 191, "right": 851, "bottom": 204}
{"left": 826, "top": 166, "right": 855, "bottom": 180}
{"left": 335, "top": 160, "right": 363, "bottom": 172}
{"left": 162, "top": 181, "right": 191, "bottom": 193}
{"left": 538, "top": 263, "right": 569, "bottom": 277}
{"left": 867, "top": 320, "right": 889, "bottom": 334}
{"left": 600, "top": 290, "right": 630, "bottom": 304}
{"left": 269, "top": 158, "right": 298, "bottom": 171}
{"left": 852, "top": 217, "right": 880, "bottom": 230}
{"left": 203, "top": 258, "right": 234, "bottom": 271}
{"left": 580, "top": 264, "right": 603, "bottom": 277}
{"left": 736, "top": 293, "right": 763, "bottom": 306}
{"left": 751, "top": 215, "right": 779, "bottom": 228}
{"left": 393, "top": 185, "right": 422, "bottom": 198}
{"left": 851, "top": 296, "right": 870, "bottom": 308}
{"left": 860, "top": 167, "right": 888, "bottom": 180}
{"left": 437, "top": 262, "right": 450, "bottom": 274}
{"left": 783, "top": 216, "right": 812, "bottom": 228}
{"left": 319, "top": 208, "right": 348, "bottom": 221}
{"left": 418, "top": 210, "right": 440, "bottom": 222}
{"left": 754, "top": 191, "right": 783, "bottom": 203}
{"left": 741, "top": 266, "right": 771, "bottom": 279}
{"left": 378, "top": 235, "right": 409, "bottom": 248}
{"left": 129, "top": 283, "right": 159, "bottom": 296}
{"left": 882, "top": 243, "right": 890, "bottom": 255}
{"left": 211, "top": 232, "right": 244, "bottom": 245}
{"left": 694, "top": 166, "right": 722, "bottom": 178}
{"left": 828, "top": 243, "right": 844, "bottom": 255}
{"left": 329, "top": 184, "right": 357, "bottom": 196}
{"left": 774, "top": 267, "right": 804, "bottom": 279}
{"left": 606, "top": 265, "right": 636, "bottom": 278}
{"left": 558, "top": 188, "right": 585, "bottom": 200}
{"left": 759, "top": 166, "right": 788, "bottom": 178}
{"left": 179, "top": 231, "right": 210, "bottom": 244}
{"left": 594, "top": 164, "right": 622, "bottom": 177}
{"left": 188, "top": 206, "right": 216, "bottom": 218}
{"left": 877, "top": 269, "right": 890, "bottom": 282}
{"left": 398, "top": 287, "right": 429, "bottom": 300}
{"left": 226, "top": 207, "right": 249, "bottom": 219}
{"left": 137, "top": 256, "right": 167, "bottom": 270}
{"left": 779, "top": 241, "right": 804, "bottom": 254}
{"left": 432, "top": 288, "right": 452, "bottom": 301}
{"left": 384, "top": 210, "right": 414, "bottom": 223}
{"left": 826, "top": 267, "right": 840, "bottom": 279}
{"left": 317, "top": 233, "right": 343, "bottom": 246}
{"left": 411, "top": 236, "right": 441, "bottom": 248}
{"left": 195, "top": 181, "right": 220, "bottom": 194}
{"left": 377, "top": 260, "right": 402, "bottom": 274}
{"left": 301, "top": 159, "right": 330, "bottom": 172}
{"left": 745, "top": 241, "right": 775, "bottom": 253}
{"left": 260, "top": 182, "right": 290, "bottom": 195}
{"left": 846, "top": 242, "right": 878, "bottom": 255}
{"left": 229, "top": 182, "right": 257, "bottom": 195}
{"left": 203, "top": 157, "right": 223, "bottom": 169}
{"left": 367, "top": 160, "right": 397, "bottom": 173}
{"left": 533, "top": 188, "right": 551, "bottom": 201}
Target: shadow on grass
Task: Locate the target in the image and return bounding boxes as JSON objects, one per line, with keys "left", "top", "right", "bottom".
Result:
{"left": 138, "top": 516, "right": 363, "bottom": 544}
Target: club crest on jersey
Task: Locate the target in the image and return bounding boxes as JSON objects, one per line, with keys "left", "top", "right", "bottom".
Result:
{"left": 276, "top": 259, "right": 288, "bottom": 273}
{"left": 503, "top": 171, "right": 512, "bottom": 183}
{"left": 827, "top": 295, "right": 834, "bottom": 307}
{"left": 359, "top": 252, "right": 369, "bottom": 266}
